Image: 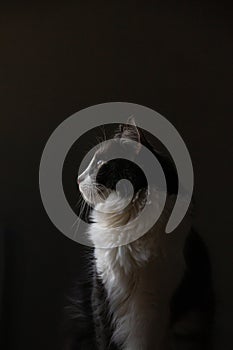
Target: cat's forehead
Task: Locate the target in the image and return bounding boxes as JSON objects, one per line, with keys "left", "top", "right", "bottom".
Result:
{"left": 94, "top": 139, "right": 125, "bottom": 158}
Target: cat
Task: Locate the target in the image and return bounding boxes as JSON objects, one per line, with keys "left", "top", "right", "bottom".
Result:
{"left": 63, "top": 118, "right": 214, "bottom": 350}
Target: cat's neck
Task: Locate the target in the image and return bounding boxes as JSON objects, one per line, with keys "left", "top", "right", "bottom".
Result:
{"left": 88, "top": 188, "right": 164, "bottom": 246}
{"left": 88, "top": 188, "right": 190, "bottom": 270}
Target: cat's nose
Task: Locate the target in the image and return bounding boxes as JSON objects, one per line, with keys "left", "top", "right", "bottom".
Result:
{"left": 78, "top": 171, "right": 86, "bottom": 185}
{"left": 77, "top": 175, "right": 83, "bottom": 185}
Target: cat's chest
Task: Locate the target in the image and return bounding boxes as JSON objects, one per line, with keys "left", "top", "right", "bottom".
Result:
{"left": 95, "top": 247, "right": 184, "bottom": 315}
{"left": 94, "top": 252, "right": 181, "bottom": 349}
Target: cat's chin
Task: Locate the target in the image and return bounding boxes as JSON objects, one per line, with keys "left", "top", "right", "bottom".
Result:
{"left": 79, "top": 185, "right": 112, "bottom": 207}
{"left": 79, "top": 191, "right": 104, "bottom": 207}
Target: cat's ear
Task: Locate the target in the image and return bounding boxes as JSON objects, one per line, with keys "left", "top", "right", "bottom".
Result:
{"left": 121, "top": 116, "right": 142, "bottom": 154}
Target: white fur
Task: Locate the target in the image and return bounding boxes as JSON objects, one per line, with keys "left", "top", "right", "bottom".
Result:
{"left": 88, "top": 189, "right": 191, "bottom": 350}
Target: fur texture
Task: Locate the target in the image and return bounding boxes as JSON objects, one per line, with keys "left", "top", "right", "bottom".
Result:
{"left": 88, "top": 189, "right": 190, "bottom": 350}
{"left": 64, "top": 119, "right": 214, "bottom": 350}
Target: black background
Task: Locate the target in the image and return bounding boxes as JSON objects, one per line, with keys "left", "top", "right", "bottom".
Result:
{"left": 0, "top": 1, "right": 232, "bottom": 349}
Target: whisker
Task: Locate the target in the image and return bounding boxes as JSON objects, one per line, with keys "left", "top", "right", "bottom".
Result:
{"left": 72, "top": 200, "right": 88, "bottom": 238}
{"left": 74, "top": 194, "right": 84, "bottom": 208}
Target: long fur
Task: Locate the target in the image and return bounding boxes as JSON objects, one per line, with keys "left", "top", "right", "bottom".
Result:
{"left": 88, "top": 190, "right": 191, "bottom": 350}
{"left": 64, "top": 120, "right": 214, "bottom": 350}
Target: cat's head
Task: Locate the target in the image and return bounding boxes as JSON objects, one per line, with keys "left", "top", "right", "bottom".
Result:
{"left": 77, "top": 117, "right": 178, "bottom": 207}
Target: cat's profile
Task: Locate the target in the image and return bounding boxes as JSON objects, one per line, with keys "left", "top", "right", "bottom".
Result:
{"left": 63, "top": 118, "right": 214, "bottom": 350}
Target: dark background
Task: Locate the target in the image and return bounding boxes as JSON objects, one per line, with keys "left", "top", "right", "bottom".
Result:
{"left": 0, "top": 1, "right": 232, "bottom": 349}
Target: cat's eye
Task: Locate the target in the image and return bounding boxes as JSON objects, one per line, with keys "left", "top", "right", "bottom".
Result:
{"left": 97, "top": 160, "right": 104, "bottom": 166}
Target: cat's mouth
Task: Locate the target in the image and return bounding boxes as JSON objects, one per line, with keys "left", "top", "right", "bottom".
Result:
{"left": 78, "top": 182, "right": 95, "bottom": 205}
{"left": 79, "top": 181, "right": 110, "bottom": 206}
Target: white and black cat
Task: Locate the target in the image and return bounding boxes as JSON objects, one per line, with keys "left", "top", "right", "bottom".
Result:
{"left": 64, "top": 119, "right": 214, "bottom": 350}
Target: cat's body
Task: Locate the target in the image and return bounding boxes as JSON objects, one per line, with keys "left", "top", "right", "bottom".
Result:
{"left": 89, "top": 190, "right": 188, "bottom": 350}
{"left": 64, "top": 119, "right": 214, "bottom": 350}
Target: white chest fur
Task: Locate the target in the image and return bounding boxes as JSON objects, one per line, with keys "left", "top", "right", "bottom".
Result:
{"left": 88, "top": 191, "right": 189, "bottom": 350}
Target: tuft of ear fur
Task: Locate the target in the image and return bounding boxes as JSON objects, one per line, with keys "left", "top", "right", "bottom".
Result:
{"left": 116, "top": 115, "right": 142, "bottom": 155}
{"left": 115, "top": 117, "right": 179, "bottom": 194}
{"left": 122, "top": 116, "right": 140, "bottom": 141}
